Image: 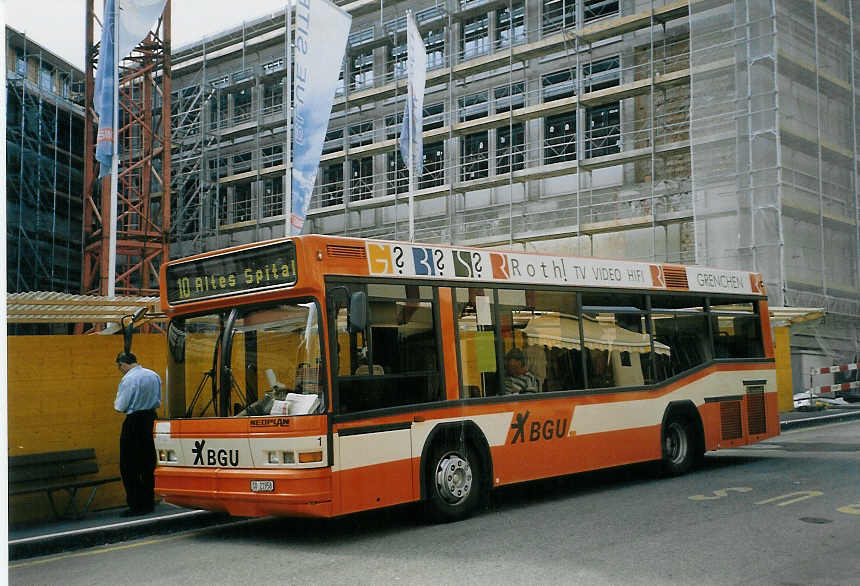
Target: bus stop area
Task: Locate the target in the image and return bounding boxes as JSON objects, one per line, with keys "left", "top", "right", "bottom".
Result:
{"left": 6, "top": 294, "right": 857, "bottom": 560}
{"left": 9, "top": 406, "right": 860, "bottom": 561}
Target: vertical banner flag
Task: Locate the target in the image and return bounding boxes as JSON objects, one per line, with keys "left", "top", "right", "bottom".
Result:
{"left": 290, "top": 0, "right": 352, "bottom": 235}
{"left": 94, "top": 0, "right": 117, "bottom": 178}
{"left": 399, "top": 11, "right": 426, "bottom": 177}
{"left": 94, "top": 0, "right": 167, "bottom": 178}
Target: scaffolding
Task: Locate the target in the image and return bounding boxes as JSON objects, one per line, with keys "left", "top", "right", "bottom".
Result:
{"left": 82, "top": 0, "right": 172, "bottom": 299}
{"left": 168, "top": 0, "right": 695, "bottom": 265}
{"left": 690, "top": 0, "right": 859, "bottom": 359}
{"left": 165, "top": 0, "right": 858, "bottom": 355}
{"left": 6, "top": 27, "right": 86, "bottom": 298}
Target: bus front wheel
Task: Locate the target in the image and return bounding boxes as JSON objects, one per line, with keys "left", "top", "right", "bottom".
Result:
{"left": 661, "top": 416, "right": 695, "bottom": 476}
{"left": 425, "top": 441, "right": 483, "bottom": 522}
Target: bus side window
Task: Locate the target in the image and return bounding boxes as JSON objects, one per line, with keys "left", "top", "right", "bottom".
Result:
{"left": 332, "top": 283, "right": 443, "bottom": 414}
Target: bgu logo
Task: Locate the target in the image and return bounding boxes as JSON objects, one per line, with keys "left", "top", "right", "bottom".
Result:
{"left": 191, "top": 439, "right": 240, "bottom": 467}
{"left": 510, "top": 411, "right": 568, "bottom": 444}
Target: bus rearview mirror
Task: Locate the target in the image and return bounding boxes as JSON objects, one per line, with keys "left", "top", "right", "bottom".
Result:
{"left": 348, "top": 291, "right": 367, "bottom": 333}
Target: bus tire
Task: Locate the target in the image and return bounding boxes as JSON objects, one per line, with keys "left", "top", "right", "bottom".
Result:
{"left": 424, "top": 440, "right": 483, "bottom": 523}
{"left": 661, "top": 416, "right": 695, "bottom": 476}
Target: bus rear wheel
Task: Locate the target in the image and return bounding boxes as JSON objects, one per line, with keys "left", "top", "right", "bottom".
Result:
{"left": 661, "top": 417, "right": 695, "bottom": 476}
{"left": 425, "top": 441, "right": 483, "bottom": 523}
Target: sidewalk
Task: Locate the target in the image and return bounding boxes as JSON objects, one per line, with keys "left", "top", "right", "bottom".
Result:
{"left": 9, "top": 406, "right": 860, "bottom": 561}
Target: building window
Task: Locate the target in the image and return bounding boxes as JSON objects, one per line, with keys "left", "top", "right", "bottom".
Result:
{"left": 495, "top": 82, "right": 525, "bottom": 113}
{"left": 208, "top": 156, "right": 228, "bottom": 181}
{"left": 350, "top": 49, "right": 374, "bottom": 91}
{"left": 39, "top": 63, "right": 53, "bottom": 91}
{"left": 497, "top": 123, "right": 525, "bottom": 174}
{"left": 586, "top": 104, "right": 620, "bottom": 158}
{"left": 262, "top": 79, "right": 283, "bottom": 115}
{"left": 323, "top": 128, "right": 344, "bottom": 155}
{"left": 424, "top": 103, "right": 445, "bottom": 130}
{"left": 458, "top": 90, "right": 488, "bottom": 122}
{"left": 233, "top": 151, "right": 252, "bottom": 174}
{"left": 385, "top": 112, "right": 408, "bottom": 196}
{"left": 421, "top": 142, "right": 445, "bottom": 188}
{"left": 585, "top": 0, "right": 619, "bottom": 23}
{"left": 210, "top": 92, "right": 228, "bottom": 130}
{"left": 387, "top": 151, "right": 408, "bottom": 195}
{"left": 15, "top": 49, "right": 27, "bottom": 75}
{"left": 216, "top": 185, "right": 229, "bottom": 226}
{"left": 321, "top": 163, "right": 344, "bottom": 207}
{"left": 542, "top": 0, "right": 575, "bottom": 35}
{"left": 461, "top": 132, "right": 489, "bottom": 181}
{"left": 349, "top": 121, "right": 374, "bottom": 148}
{"left": 461, "top": 13, "right": 489, "bottom": 60}
{"left": 233, "top": 88, "right": 252, "bottom": 124}
{"left": 584, "top": 56, "right": 620, "bottom": 92}
{"left": 424, "top": 28, "right": 445, "bottom": 70}
{"left": 261, "top": 177, "right": 283, "bottom": 217}
{"left": 233, "top": 183, "right": 254, "bottom": 223}
{"left": 389, "top": 36, "right": 408, "bottom": 80}
{"left": 261, "top": 145, "right": 283, "bottom": 168}
{"left": 496, "top": 1, "right": 525, "bottom": 48}
{"left": 350, "top": 157, "right": 373, "bottom": 201}
{"left": 542, "top": 69, "right": 575, "bottom": 102}
{"left": 385, "top": 112, "right": 404, "bottom": 139}
{"left": 545, "top": 112, "right": 576, "bottom": 163}
{"left": 60, "top": 74, "right": 70, "bottom": 98}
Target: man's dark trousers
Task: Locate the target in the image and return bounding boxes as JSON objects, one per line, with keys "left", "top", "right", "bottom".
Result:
{"left": 120, "top": 409, "right": 157, "bottom": 512}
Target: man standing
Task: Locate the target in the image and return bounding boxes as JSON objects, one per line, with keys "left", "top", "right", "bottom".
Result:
{"left": 114, "top": 352, "right": 162, "bottom": 516}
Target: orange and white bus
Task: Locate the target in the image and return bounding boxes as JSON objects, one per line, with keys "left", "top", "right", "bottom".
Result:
{"left": 154, "top": 235, "right": 777, "bottom": 521}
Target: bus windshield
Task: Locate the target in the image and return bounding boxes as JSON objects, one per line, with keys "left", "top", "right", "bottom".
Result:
{"left": 167, "top": 301, "right": 324, "bottom": 418}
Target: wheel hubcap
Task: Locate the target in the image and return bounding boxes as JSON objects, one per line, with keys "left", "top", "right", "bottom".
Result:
{"left": 435, "top": 452, "right": 473, "bottom": 505}
{"left": 666, "top": 422, "right": 688, "bottom": 464}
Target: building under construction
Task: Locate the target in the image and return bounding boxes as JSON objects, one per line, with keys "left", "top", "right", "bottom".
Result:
{"left": 6, "top": 27, "right": 86, "bottom": 296}
{"left": 167, "top": 0, "right": 858, "bottom": 361}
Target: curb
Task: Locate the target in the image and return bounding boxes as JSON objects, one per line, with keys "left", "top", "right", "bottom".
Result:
{"left": 8, "top": 510, "right": 229, "bottom": 561}
{"left": 780, "top": 409, "right": 860, "bottom": 431}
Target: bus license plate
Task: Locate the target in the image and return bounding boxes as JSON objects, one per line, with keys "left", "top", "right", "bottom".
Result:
{"left": 250, "top": 480, "right": 274, "bottom": 493}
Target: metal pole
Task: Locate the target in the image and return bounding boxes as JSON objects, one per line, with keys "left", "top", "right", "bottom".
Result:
{"left": 407, "top": 10, "right": 415, "bottom": 243}
{"left": 108, "top": 0, "right": 119, "bottom": 297}
{"left": 285, "top": 4, "right": 293, "bottom": 236}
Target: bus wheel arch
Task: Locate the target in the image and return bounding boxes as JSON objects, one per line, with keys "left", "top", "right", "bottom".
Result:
{"left": 660, "top": 401, "right": 705, "bottom": 476}
{"left": 420, "top": 421, "right": 491, "bottom": 522}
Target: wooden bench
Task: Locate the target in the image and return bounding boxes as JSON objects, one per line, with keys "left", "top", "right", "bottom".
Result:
{"left": 9, "top": 448, "right": 121, "bottom": 519}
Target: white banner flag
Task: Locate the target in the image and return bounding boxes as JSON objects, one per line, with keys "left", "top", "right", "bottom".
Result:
{"left": 290, "top": 0, "right": 352, "bottom": 235}
{"left": 399, "top": 11, "right": 426, "bottom": 177}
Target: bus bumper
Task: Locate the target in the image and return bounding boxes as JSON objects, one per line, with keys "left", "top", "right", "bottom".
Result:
{"left": 155, "top": 466, "right": 333, "bottom": 518}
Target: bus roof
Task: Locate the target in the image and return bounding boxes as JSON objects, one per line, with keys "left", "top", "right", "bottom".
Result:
{"left": 160, "top": 235, "right": 766, "bottom": 311}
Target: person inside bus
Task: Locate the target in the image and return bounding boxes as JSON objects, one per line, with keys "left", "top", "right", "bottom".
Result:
{"left": 503, "top": 348, "right": 539, "bottom": 394}
{"left": 114, "top": 352, "right": 161, "bottom": 516}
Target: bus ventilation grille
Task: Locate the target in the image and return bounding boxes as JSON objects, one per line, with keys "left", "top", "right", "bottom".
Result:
{"left": 662, "top": 266, "right": 689, "bottom": 289}
{"left": 327, "top": 245, "right": 366, "bottom": 260}
{"left": 746, "top": 387, "right": 766, "bottom": 435}
{"left": 720, "top": 401, "right": 743, "bottom": 440}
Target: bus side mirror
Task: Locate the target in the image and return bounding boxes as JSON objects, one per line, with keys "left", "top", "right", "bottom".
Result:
{"left": 122, "top": 307, "right": 148, "bottom": 354}
{"left": 348, "top": 291, "right": 367, "bottom": 333}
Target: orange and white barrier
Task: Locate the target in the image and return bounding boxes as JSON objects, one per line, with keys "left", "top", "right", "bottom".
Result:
{"left": 807, "top": 362, "right": 860, "bottom": 398}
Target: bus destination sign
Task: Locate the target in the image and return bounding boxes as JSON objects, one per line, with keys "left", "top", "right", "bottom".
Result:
{"left": 165, "top": 242, "right": 298, "bottom": 304}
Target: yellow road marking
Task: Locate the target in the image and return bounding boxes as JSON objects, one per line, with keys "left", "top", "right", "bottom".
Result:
{"left": 9, "top": 532, "right": 194, "bottom": 569}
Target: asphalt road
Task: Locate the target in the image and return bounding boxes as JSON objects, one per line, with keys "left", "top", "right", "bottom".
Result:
{"left": 10, "top": 420, "right": 860, "bottom": 586}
